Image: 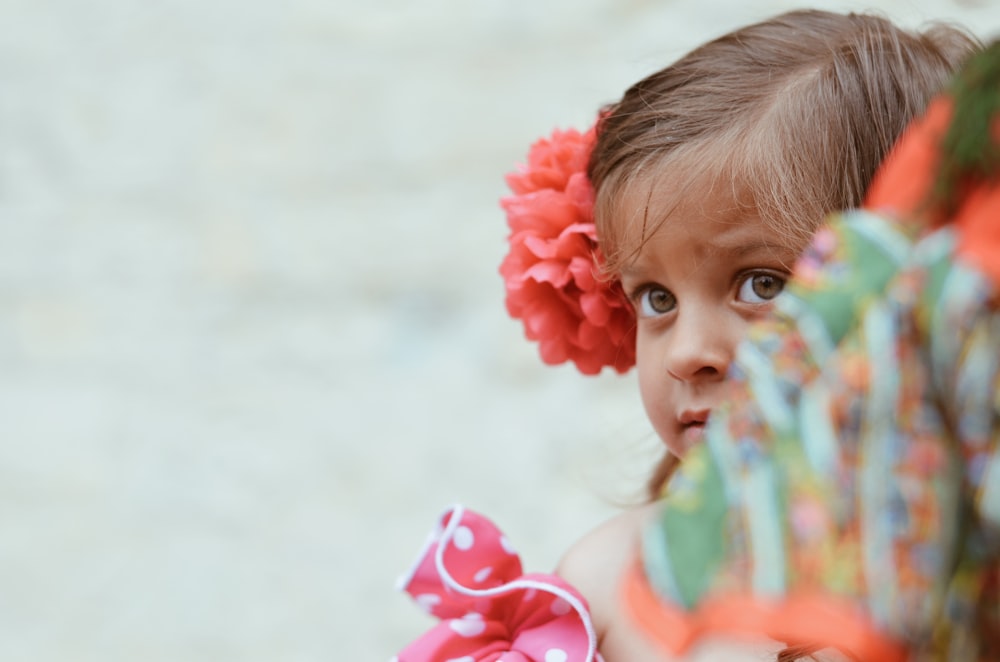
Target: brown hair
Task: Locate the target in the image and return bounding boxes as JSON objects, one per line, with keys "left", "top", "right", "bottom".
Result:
{"left": 589, "top": 10, "right": 978, "bottom": 266}
{"left": 585, "top": 10, "right": 979, "bottom": 501}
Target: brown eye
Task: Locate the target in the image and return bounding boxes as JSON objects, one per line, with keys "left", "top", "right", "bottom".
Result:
{"left": 639, "top": 287, "right": 676, "bottom": 316}
{"left": 738, "top": 272, "right": 785, "bottom": 303}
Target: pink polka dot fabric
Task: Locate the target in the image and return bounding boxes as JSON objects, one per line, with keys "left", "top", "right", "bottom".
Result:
{"left": 394, "top": 506, "right": 602, "bottom": 662}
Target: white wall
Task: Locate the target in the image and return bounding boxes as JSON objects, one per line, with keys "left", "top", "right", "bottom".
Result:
{"left": 3, "top": 1, "right": 997, "bottom": 659}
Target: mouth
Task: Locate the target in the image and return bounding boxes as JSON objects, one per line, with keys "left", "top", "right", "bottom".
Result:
{"left": 677, "top": 410, "right": 710, "bottom": 450}
{"left": 678, "top": 409, "right": 710, "bottom": 427}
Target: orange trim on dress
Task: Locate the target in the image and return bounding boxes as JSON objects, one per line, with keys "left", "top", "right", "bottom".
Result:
{"left": 622, "top": 561, "right": 910, "bottom": 661}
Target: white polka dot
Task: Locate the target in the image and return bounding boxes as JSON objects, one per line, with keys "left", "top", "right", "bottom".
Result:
{"left": 453, "top": 525, "right": 475, "bottom": 550}
{"left": 448, "top": 612, "right": 486, "bottom": 637}
{"left": 445, "top": 657, "right": 475, "bottom": 662}
{"left": 499, "top": 535, "right": 516, "bottom": 554}
{"left": 473, "top": 566, "right": 492, "bottom": 583}
{"left": 550, "top": 598, "right": 571, "bottom": 616}
{"left": 524, "top": 588, "right": 538, "bottom": 602}
{"left": 545, "top": 649, "right": 568, "bottom": 662}
{"left": 415, "top": 593, "right": 441, "bottom": 612}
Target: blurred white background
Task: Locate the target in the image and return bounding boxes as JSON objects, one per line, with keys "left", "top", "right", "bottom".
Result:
{"left": 2, "top": 1, "right": 997, "bottom": 660}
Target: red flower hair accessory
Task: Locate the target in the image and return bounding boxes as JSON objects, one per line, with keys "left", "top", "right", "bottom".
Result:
{"left": 499, "top": 123, "right": 636, "bottom": 375}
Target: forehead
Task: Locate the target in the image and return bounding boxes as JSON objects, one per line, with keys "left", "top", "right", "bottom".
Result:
{"left": 609, "top": 165, "right": 802, "bottom": 269}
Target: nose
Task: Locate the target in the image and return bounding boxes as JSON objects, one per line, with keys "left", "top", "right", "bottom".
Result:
{"left": 662, "top": 305, "right": 739, "bottom": 383}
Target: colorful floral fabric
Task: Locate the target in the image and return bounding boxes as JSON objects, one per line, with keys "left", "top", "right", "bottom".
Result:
{"left": 629, "top": 210, "right": 1000, "bottom": 661}
{"left": 395, "top": 506, "right": 603, "bottom": 662}
{"left": 865, "top": 96, "right": 1000, "bottom": 290}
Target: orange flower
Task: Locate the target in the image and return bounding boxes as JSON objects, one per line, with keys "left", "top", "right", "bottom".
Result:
{"left": 500, "top": 125, "right": 636, "bottom": 375}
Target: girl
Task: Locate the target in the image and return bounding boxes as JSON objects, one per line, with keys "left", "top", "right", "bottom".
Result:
{"left": 394, "top": 9, "right": 979, "bottom": 661}
{"left": 558, "top": 10, "right": 977, "bottom": 660}
{"left": 625, "top": 41, "right": 1000, "bottom": 660}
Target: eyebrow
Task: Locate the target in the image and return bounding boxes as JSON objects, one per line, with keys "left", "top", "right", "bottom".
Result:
{"left": 618, "top": 264, "right": 645, "bottom": 280}
{"left": 718, "top": 239, "right": 796, "bottom": 257}
{"left": 618, "top": 237, "right": 799, "bottom": 280}
{"left": 641, "top": 237, "right": 797, "bottom": 260}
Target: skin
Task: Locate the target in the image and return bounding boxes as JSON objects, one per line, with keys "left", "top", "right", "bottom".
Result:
{"left": 619, "top": 173, "right": 801, "bottom": 458}
{"left": 558, "top": 172, "right": 807, "bottom": 660}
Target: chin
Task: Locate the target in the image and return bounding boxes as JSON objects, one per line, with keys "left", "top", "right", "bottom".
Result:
{"left": 660, "top": 437, "right": 688, "bottom": 459}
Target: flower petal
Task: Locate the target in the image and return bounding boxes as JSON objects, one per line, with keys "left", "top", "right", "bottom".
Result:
{"left": 499, "top": 121, "right": 637, "bottom": 374}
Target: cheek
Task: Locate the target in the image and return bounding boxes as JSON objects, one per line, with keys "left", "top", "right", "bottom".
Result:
{"left": 635, "top": 336, "right": 659, "bottom": 412}
{"left": 636, "top": 348, "right": 677, "bottom": 447}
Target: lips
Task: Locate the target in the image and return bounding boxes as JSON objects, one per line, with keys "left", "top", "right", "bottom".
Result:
{"left": 678, "top": 409, "right": 710, "bottom": 426}
{"left": 677, "top": 409, "right": 710, "bottom": 452}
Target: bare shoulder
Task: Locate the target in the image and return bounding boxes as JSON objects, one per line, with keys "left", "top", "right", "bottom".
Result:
{"left": 555, "top": 502, "right": 661, "bottom": 638}
{"left": 557, "top": 503, "right": 787, "bottom": 661}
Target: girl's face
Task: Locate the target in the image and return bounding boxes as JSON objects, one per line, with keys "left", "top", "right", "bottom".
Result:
{"left": 615, "top": 177, "right": 804, "bottom": 457}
